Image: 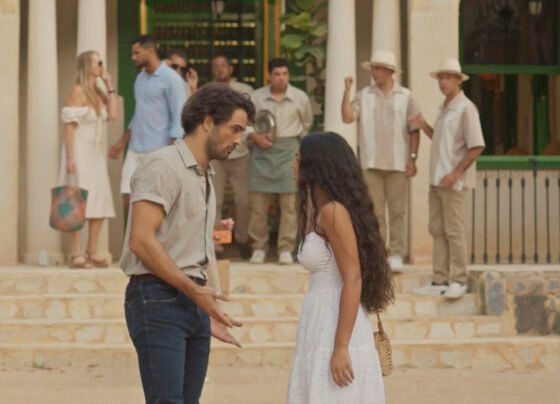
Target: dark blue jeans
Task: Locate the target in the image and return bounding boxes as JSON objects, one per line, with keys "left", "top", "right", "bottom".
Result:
{"left": 125, "top": 276, "right": 210, "bottom": 404}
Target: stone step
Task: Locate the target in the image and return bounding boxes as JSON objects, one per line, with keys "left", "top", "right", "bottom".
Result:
{"left": 228, "top": 265, "right": 432, "bottom": 294}
{"left": 1, "top": 337, "right": 558, "bottom": 370}
{"left": 0, "top": 265, "right": 432, "bottom": 296}
{"left": 226, "top": 315, "right": 508, "bottom": 343}
{"left": 227, "top": 293, "right": 478, "bottom": 319}
{"left": 385, "top": 293, "right": 478, "bottom": 317}
{"left": 0, "top": 314, "right": 505, "bottom": 346}
{"left": 0, "top": 292, "right": 478, "bottom": 321}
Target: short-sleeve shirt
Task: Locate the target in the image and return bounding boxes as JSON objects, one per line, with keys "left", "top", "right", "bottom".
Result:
{"left": 251, "top": 85, "right": 313, "bottom": 139}
{"left": 127, "top": 62, "right": 187, "bottom": 153}
{"left": 430, "top": 91, "right": 485, "bottom": 189}
{"left": 119, "top": 140, "right": 216, "bottom": 280}
{"left": 351, "top": 83, "right": 421, "bottom": 172}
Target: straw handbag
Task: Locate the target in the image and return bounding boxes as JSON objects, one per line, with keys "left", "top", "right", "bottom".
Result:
{"left": 374, "top": 313, "right": 393, "bottom": 376}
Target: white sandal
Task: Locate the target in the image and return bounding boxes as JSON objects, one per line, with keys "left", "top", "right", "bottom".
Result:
{"left": 86, "top": 251, "right": 109, "bottom": 268}
{"left": 69, "top": 254, "right": 92, "bottom": 269}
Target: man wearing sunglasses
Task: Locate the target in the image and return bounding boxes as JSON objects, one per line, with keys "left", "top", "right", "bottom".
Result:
{"left": 166, "top": 48, "right": 198, "bottom": 97}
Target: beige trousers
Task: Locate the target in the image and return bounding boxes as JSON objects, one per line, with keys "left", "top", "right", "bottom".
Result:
{"left": 363, "top": 169, "right": 407, "bottom": 257}
{"left": 248, "top": 192, "right": 297, "bottom": 253}
{"left": 212, "top": 154, "right": 250, "bottom": 243}
{"left": 428, "top": 186, "right": 468, "bottom": 284}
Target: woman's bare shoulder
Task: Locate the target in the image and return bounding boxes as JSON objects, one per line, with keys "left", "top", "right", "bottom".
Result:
{"left": 66, "top": 84, "right": 87, "bottom": 107}
{"left": 317, "top": 201, "right": 352, "bottom": 233}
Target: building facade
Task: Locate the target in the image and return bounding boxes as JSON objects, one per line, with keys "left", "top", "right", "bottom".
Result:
{"left": 1, "top": 0, "right": 559, "bottom": 266}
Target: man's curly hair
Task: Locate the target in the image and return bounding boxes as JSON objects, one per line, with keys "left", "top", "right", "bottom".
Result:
{"left": 181, "top": 82, "right": 255, "bottom": 135}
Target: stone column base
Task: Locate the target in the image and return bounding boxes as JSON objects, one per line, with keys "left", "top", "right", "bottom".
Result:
{"left": 22, "top": 251, "right": 65, "bottom": 266}
{"left": 23, "top": 251, "right": 112, "bottom": 266}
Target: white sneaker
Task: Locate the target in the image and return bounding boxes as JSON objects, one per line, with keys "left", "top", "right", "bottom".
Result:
{"left": 412, "top": 282, "right": 449, "bottom": 296}
{"left": 388, "top": 255, "right": 404, "bottom": 272}
{"left": 249, "top": 249, "right": 266, "bottom": 264}
{"left": 278, "top": 251, "right": 294, "bottom": 265}
{"left": 444, "top": 282, "right": 467, "bottom": 299}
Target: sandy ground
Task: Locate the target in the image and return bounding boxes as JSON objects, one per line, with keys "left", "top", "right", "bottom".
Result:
{"left": 0, "top": 365, "right": 558, "bottom": 404}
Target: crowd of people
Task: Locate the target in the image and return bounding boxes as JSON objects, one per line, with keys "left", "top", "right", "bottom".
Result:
{"left": 56, "top": 33, "right": 484, "bottom": 403}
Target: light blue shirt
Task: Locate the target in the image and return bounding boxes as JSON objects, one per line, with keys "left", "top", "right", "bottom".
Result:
{"left": 128, "top": 62, "right": 187, "bottom": 153}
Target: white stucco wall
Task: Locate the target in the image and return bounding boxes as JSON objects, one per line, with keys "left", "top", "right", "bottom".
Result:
{"left": 407, "top": 0, "right": 461, "bottom": 263}
{"left": 0, "top": 0, "right": 20, "bottom": 265}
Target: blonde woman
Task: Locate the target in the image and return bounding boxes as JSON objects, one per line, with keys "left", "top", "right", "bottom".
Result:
{"left": 57, "top": 51, "right": 118, "bottom": 268}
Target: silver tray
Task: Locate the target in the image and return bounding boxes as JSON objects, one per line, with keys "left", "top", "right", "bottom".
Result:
{"left": 254, "top": 109, "right": 277, "bottom": 140}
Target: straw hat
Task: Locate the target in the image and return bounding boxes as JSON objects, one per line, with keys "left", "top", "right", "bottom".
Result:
{"left": 430, "top": 58, "right": 469, "bottom": 81}
{"left": 361, "top": 50, "right": 401, "bottom": 73}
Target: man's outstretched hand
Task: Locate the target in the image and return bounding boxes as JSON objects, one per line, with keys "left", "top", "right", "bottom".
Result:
{"left": 211, "top": 317, "right": 242, "bottom": 348}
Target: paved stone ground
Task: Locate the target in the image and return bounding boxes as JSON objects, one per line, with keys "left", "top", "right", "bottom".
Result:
{"left": 1, "top": 365, "right": 558, "bottom": 404}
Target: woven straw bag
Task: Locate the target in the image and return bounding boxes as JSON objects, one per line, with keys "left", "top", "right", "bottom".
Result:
{"left": 49, "top": 175, "right": 88, "bottom": 232}
{"left": 374, "top": 312, "right": 393, "bottom": 376}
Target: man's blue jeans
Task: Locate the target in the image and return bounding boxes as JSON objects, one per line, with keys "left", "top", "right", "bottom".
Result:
{"left": 125, "top": 276, "right": 211, "bottom": 404}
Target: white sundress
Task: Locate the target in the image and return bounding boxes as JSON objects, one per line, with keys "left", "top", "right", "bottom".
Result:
{"left": 287, "top": 232, "right": 385, "bottom": 404}
{"left": 57, "top": 106, "right": 116, "bottom": 219}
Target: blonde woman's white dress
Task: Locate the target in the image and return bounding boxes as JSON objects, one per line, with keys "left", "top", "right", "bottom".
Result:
{"left": 57, "top": 106, "right": 116, "bottom": 219}
{"left": 287, "top": 232, "right": 385, "bottom": 404}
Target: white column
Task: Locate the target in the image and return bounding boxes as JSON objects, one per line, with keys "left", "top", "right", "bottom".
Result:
{"left": 77, "top": 0, "right": 107, "bottom": 60}
{"left": 372, "top": 0, "right": 401, "bottom": 66}
{"left": 408, "top": 0, "right": 461, "bottom": 263}
{"left": 77, "top": 0, "right": 112, "bottom": 261}
{"left": 24, "top": 0, "right": 63, "bottom": 265}
{"left": 0, "top": 0, "right": 20, "bottom": 265}
{"left": 324, "top": 0, "right": 357, "bottom": 150}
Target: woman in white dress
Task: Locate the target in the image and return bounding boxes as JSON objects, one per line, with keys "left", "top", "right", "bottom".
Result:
{"left": 288, "top": 132, "right": 394, "bottom": 403}
{"left": 57, "top": 50, "right": 118, "bottom": 268}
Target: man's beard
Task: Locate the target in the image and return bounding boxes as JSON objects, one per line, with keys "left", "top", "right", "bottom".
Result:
{"left": 135, "top": 59, "right": 148, "bottom": 69}
{"left": 207, "top": 127, "right": 235, "bottom": 161}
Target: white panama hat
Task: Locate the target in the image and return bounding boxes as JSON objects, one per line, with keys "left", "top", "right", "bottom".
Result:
{"left": 361, "top": 50, "right": 401, "bottom": 73}
{"left": 430, "top": 58, "right": 469, "bottom": 81}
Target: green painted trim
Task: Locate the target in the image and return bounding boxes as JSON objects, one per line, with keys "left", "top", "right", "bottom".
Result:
{"left": 533, "top": 75, "right": 551, "bottom": 154}
{"left": 254, "top": 1, "right": 263, "bottom": 86}
{"left": 117, "top": 0, "right": 140, "bottom": 128}
{"left": 146, "top": 1, "right": 261, "bottom": 87}
{"left": 150, "top": 12, "right": 256, "bottom": 22}
{"left": 504, "top": 75, "right": 517, "bottom": 150}
{"left": 459, "top": 1, "right": 560, "bottom": 73}
{"left": 458, "top": 1, "right": 464, "bottom": 65}
{"left": 267, "top": 0, "right": 276, "bottom": 60}
{"left": 463, "top": 65, "right": 560, "bottom": 75}
{"left": 477, "top": 156, "right": 560, "bottom": 170}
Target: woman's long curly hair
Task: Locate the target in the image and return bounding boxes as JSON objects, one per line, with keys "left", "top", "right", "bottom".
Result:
{"left": 297, "top": 132, "right": 394, "bottom": 313}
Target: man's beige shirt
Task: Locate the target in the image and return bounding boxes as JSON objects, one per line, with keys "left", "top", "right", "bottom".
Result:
{"left": 430, "top": 91, "right": 485, "bottom": 190}
{"left": 120, "top": 140, "right": 216, "bottom": 280}
{"left": 251, "top": 84, "right": 313, "bottom": 138}
{"left": 352, "top": 83, "right": 420, "bottom": 172}
{"left": 227, "top": 79, "right": 254, "bottom": 159}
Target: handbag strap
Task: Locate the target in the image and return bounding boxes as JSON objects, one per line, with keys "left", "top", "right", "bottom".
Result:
{"left": 376, "top": 312, "right": 385, "bottom": 337}
{"left": 67, "top": 173, "right": 78, "bottom": 187}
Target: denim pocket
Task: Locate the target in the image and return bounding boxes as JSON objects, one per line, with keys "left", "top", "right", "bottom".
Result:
{"left": 140, "top": 280, "right": 179, "bottom": 303}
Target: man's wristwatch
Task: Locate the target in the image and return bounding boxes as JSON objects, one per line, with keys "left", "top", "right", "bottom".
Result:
{"left": 410, "top": 153, "right": 418, "bottom": 161}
